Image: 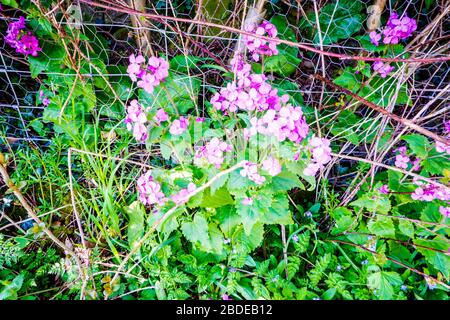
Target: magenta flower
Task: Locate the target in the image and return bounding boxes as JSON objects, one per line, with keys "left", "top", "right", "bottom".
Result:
{"left": 241, "top": 197, "right": 253, "bottom": 205}
{"left": 127, "top": 54, "right": 169, "bottom": 94}
{"left": 369, "top": 31, "right": 381, "bottom": 46}
{"left": 439, "top": 206, "right": 450, "bottom": 218}
{"left": 171, "top": 183, "right": 196, "bottom": 205}
{"left": 303, "top": 137, "right": 332, "bottom": 176}
{"left": 169, "top": 116, "right": 188, "bottom": 135}
{"left": 137, "top": 171, "right": 167, "bottom": 206}
{"left": 372, "top": 61, "right": 395, "bottom": 78}
{"left": 378, "top": 185, "right": 389, "bottom": 194}
{"left": 5, "top": 16, "right": 41, "bottom": 57}
{"left": 124, "top": 99, "right": 148, "bottom": 143}
{"left": 382, "top": 12, "right": 417, "bottom": 45}
{"left": 411, "top": 184, "right": 450, "bottom": 202}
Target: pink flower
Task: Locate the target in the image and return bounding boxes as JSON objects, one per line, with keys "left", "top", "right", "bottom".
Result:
{"left": 378, "top": 185, "right": 389, "bottom": 194}
{"left": 169, "top": 116, "right": 188, "bottom": 135}
{"left": 127, "top": 55, "right": 169, "bottom": 93}
{"left": 243, "top": 20, "right": 279, "bottom": 62}
{"left": 394, "top": 154, "right": 410, "bottom": 169}
{"left": 262, "top": 157, "right": 281, "bottom": 176}
{"left": 373, "top": 61, "right": 395, "bottom": 78}
{"left": 5, "top": 17, "right": 41, "bottom": 57}
{"left": 240, "top": 161, "right": 266, "bottom": 185}
{"left": 303, "top": 137, "right": 332, "bottom": 176}
{"left": 369, "top": 31, "right": 381, "bottom": 46}
{"left": 154, "top": 108, "right": 168, "bottom": 124}
{"left": 195, "top": 137, "right": 232, "bottom": 168}
{"left": 241, "top": 197, "right": 253, "bottom": 205}
{"left": 137, "top": 171, "right": 167, "bottom": 206}
{"left": 439, "top": 206, "right": 450, "bottom": 218}
{"left": 171, "top": 183, "right": 196, "bottom": 205}
{"left": 382, "top": 12, "right": 417, "bottom": 45}
{"left": 195, "top": 117, "right": 205, "bottom": 123}
{"left": 411, "top": 183, "right": 450, "bottom": 202}
{"left": 124, "top": 99, "right": 148, "bottom": 143}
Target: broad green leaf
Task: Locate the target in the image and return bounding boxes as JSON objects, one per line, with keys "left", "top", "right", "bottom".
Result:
{"left": 200, "top": 187, "right": 233, "bottom": 208}
{"left": 397, "top": 219, "right": 414, "bottom": 239}
{"left": 367, "top": 271, "right": 402, "bottom": 300}
{"left": 350, "top": 193, "right": 391, "bottom": 214}
{"left": 402, "top": 134, "right": 431, "bottom": 158}
{"left": 414, "top": 238, "right": 450, "bottom": 279}
{"left": 262, "top": 193, "right": 293, "bottom": 225}
{"left": 368, "top": 216, "right": 395, "bottom": 238}
{"left": 125, "top": 201, "right": 145, "bottom": 248}
{"left": 270, "top": 170, "right": 304, "bottom": 192}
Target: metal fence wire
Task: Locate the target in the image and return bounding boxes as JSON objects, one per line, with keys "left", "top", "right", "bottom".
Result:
{"left": 0, "top": 0, "right": 448, "bottom": 149}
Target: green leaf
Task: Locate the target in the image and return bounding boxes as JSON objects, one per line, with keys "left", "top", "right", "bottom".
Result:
{"left": 139, "top": 74, "right": 200, "bottom": 114}
{"left": 262, "top": 193, "right": 293, "bottom": 225}
{"left": 368, "top": 216, "right": 395, "bottom": 238}
{"left": 236, "top": 191, "right": 272, "bottom": 235}
{"left": 170, "top": 55, "right": 206, "bottom": 73}
{"left": 397, "top": 219, "right": 414, "bottom": 239}
{"left": 270, "top": 170, "right": 304, "bottom": 192}
{"left": 200, "top": 187, "right": 233, "bottom": 208}
{"left": 414, "top": 238, "right": 450, "bottom": 279}
{"left": 350, "top": 192, "right": 391, "bottom": 214}
{"left": 331, "top": 207, "right": 355, "bottom": 234}
{"left": 181, "top": 214, "right": 210, "bottom": 247}
{"left": 1, "top": 0, "right": 19, "bottom": 8}
{"left": 301, "top": 0, "right": 363, "bottom": 45}
{"left": 125, "top": 201, "right": 145, "bottom": 249}
{"left": 0, "top": 274, "right": 24, "bottom": 300}
{"left": 402, "top": 134, "right": 430, "bottom": 158}
{"left": 28, "top": 44, "right": 66, "bottom": 78}
{"left": 367, "top": 271, "right": 402, "bottom": 300}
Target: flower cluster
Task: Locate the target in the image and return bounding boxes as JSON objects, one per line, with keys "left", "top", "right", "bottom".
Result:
{"left": 195, "top": 137, "right": 232, "bottom": 169}
{"left": 124, "top": 99, "right": 148, "bottom": 142}
{"left": 244, "top": 106, "right": 309, "bottom": 144}
{"left": 169, "top": 116, "right": 189, "bottom": 135}
{"left": 262, "top": 157, "right": 282, "bottom": 176}
{"left": 240, "top": 161, "right": 266, "bottom": 185}
{"left": 171, "top": 183, "right": 196, "bottom": 205}
{"left": 243, "top": 20, "right": 279, "bottom": 62}
{"left": 39, "top": 90, "right": 50, "bottom": 106}
{"left": 211, "top": 57, "right": 289, "bottom": 113}
{"left": 372, "top": 61, "right": 395, "bottom": 78}
{"left": 303, "top": 137, "right": 332, "bottom": 176}
{"left": 127, "top": 54, "right": 169, "bottom": 94}
{"left": 411, "top": 183, "right": 450, "bottom": 202}
{"left": 137, "top": 171, "right": 167, "bottom": 206}
{"left": 435, "top": 120, "right": 450, "bottom": 155}
{"left": 369, "top": 12, "right": 417, "bottom": 46}
{"left": 393, "top": 146, "right": 421, "bottom": 171}
{"left": 439, "top": 206, "right": 450, "bottom": 218}
{"left": 5, "top": 16, "right": 41, "bottom": 57}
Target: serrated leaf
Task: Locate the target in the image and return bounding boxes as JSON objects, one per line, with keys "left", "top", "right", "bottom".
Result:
{"left": 125, "top": 201, "right": 145, "bottom": 249}
{"left": 368, "top": 216, "right": 395, "bottom": 238}
{"left": 367, "top": 271, "right": 402, "bottom": 300}
{"left": 402, "top": 134, "right": 430, "bottom": 158}
{"left": 398, "top": 219, "right": 414, "bottom": 238}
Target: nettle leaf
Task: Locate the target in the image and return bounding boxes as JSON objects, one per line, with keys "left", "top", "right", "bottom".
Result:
{"left": 368, "top": 216, "right": 395, "bottom": 238}
{"left": 397, "top": 219, "right": 414, "bottom": 239}
{"left": 232, "top": 223, "right": 265, "bottom": 251}
{"left": 331, "top": 207, "right": 355, "bottom": 234}
{"left": 367, "top": 271, "right": 402, "bottom": 300}
{"left": 200, "top": 187, "right": 233, "bottom": 208}
{"left": 402, "top": 134, "right": 431, "bottom": 158}
{"left": 414, "top": 238, "right": 450, "bottom": 279}
{"left": 350, "top": 192, "right": 391, "bottom": 214}
{"left": 261, "top": 193, "right": 293, "bottom": 225}
{"left": 227, "top": 170, "right": 252, "bottom": 194}
{"left": 181, "top": 213, "right": 224, "bottom": 254}
{"left": 236, "top": 191, "right": 272, "bottom": 235}
{"left": 422, "top": 149, "right": 450, "bottom": 175}
{"left": 270, "top": 170, "right": 304, "bottom": 192}
{"left": 124, "top": 201, "right": 145, "bottom": 249}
